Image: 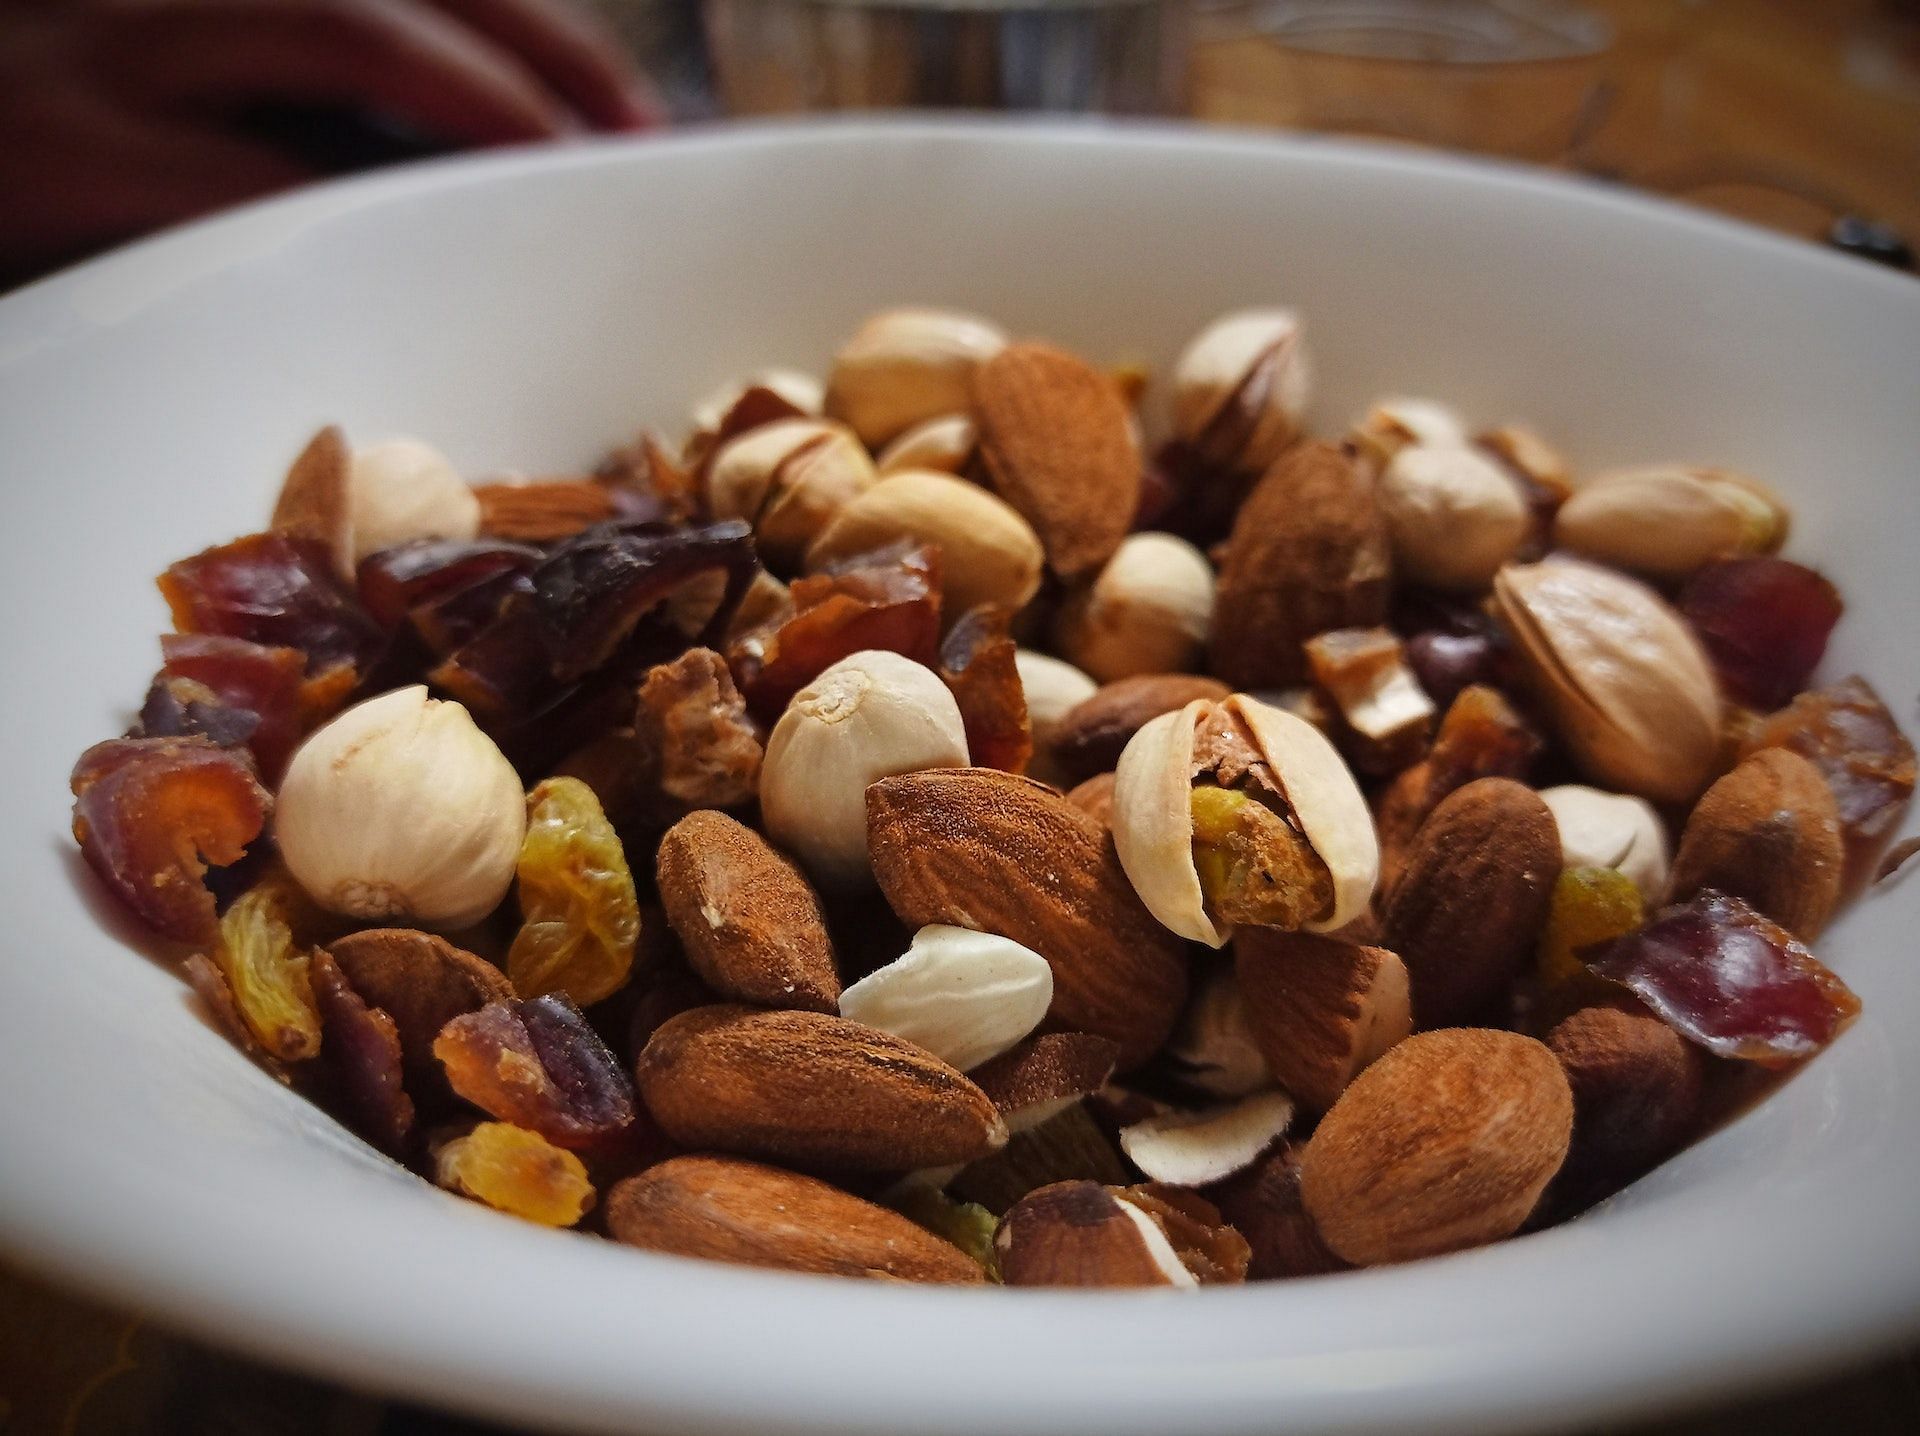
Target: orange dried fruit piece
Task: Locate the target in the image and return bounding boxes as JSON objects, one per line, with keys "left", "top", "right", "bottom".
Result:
{"left": 211, "top": 875, "right": 323, "bottom": 1062}
{"left": 1537, "top": 867, "right": 1645, "bottom": 987}
{"left": 507, "top": 777, "right": 640, "bottom": 1007}
{"left": 938, "top": 605, "right": 1032, "bottom": 774}
{"left": 434, "top": 1122, "right": 594, "bottom": 1227}
{"left": 433, "top": 994, "right": 635, "bottom": 1150}
{"left": 71, "top": 736, "right": 271, "bottom": 945}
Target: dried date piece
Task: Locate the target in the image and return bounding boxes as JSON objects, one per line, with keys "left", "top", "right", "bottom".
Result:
{"left": 597, "top": 429, "right": 701, "bottom": 522}
{"left": 635, "top": 648, "right": 763, "bottom": 810}
{"left": 310, "top": 949, "right": 414, "bottom": 1154}
{"left": 158, "top": 532, "right": 384, "bottom": 681}
{"left": 145, "top": 634, "right": 308, "bottom": 781}
{"left": 1206, "top": 1145, "right": 1348, "bottom": 1280}
{"left": 433, "top": 1121, "right": 595, "bottom": 1227}
{"left": 507, "top": 778, "right": 641, "bottom": 1008}
{"left": 938, "top": 606, "right": 1032, "bottom": 774}
{"left": 356, "top": 538, "right": 542, "bottom": 634}
{"left": 1681, "top": 556, "right": 1842, "bottom": 712}
{"left": 434, "top": 993, "right": 636, "bottom": 1151}
{"left": 210, "top": 876, "right": 322, "bottom": 1061}
{"left": 1590, "top": 890, "right": 1860, "bottom": 1067}
{"left": 71, "top": 736, "right": 271, "bottom": 944}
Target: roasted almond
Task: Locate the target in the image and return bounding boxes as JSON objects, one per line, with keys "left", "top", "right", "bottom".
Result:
{"left": 973, "top": 341, "right": 1141, "bottom": 581}
{"left": 1383, "top": 778, "right": 1559, "bottom": 1027}
{"left": 1234, "top": 931, "right": 1411, "bottom": 1112}
{"left": 969, "top": 1031, "right": 1121, "bottom": 1132}
{"left": 473, "top": 479, "right": 619, "bottom": 541}
{"left": 326, "top": 928, "right": 512, "bottom": 1084}
{"left": 606, "top": 1154, "right": 985, "bottom": 1283}
{"left": 1668, "top": 749, "right": 1843, "bottom": 939}
{"left": 1066, "top": 770, "right": 1118, "bottom": 827}
{"left": 634, "top": 1004, "right": 1006, "bottom": 1171}
{"left": 1050, "top": 673, "right": 1231, "bottom": 785}
{"left": 1209, "top": 441, "right": 1391, "bottom": 689}
{"left": 865, "top": 768, "right": 1190, "bottom": 1069}
{"left": 655, "top": 810, "right": 839, "bottom": 1013}
{"left": 270, "top": 425, "right": 352, "bottom": 578}
{"left": 1299, "top": 1028, "right": 1573, "bottom": 1266}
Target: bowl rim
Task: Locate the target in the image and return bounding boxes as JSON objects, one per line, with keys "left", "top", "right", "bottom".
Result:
{"left": 4, "top": 117, "right": 1918, "bottom": 1436}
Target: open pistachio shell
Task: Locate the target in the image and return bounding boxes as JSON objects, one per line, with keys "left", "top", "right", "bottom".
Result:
{"left": 1111, "top": 696, "right": 1380, "bottom": 947}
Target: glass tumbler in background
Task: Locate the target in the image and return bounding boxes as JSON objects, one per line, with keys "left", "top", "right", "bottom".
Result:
{"left": 1188, "top": 0, "right": 1612, "bottom": 161}
{"left": 702, "top": 0, "right": 1187, "bottom": 115}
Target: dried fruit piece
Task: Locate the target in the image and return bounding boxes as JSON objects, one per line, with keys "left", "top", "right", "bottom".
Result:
{"left": 434, "top": 1122, "right": 594, "bottom": 1227}
{"left": 1116, "top": 1184, "right": 1251, "bottom": 1284}
{"left": 326, "top": 928, "right": 513, "bottom": 1084}
{"left": 356, "top": 537, "right": 542, "bottom": 633}
{"left": 938, "top": 606, "right": 1032, "bottom": 774}
{"left": 159, "top": 532, "right": 384, "bottom": 680}
{"left": 210, "top": 877, "right": 322, "bottom": 1061}
{"left": 607, "top": 1155, "right": 985, "bottom": 1283}
{"left": 147, "top": 635, "right": 308, "bottom": 782}
{"left": 434, "top": 993, "right": 636, "bottom": 1150}
{"left": 1742, "top": 676, "right": 1915, "bottom": 879}
{"left": 182, "top": 952, "right": 289, "bottom": 1078}
{"left": 1536, "top": 867, "right": 1644, "bottom": 987}
{"left": 1546, "top": 1001, "right": 1706, "bottom": 1197}
{"left": 71, "top": 736, "right": 271, "bottom": 944}
{"left": 634, "top": 648, "right": 763, "bottom": 811}
{"left": 1207, "top": 1146, "right": 1349, "bottom": 1280}
{"left": 1668, "top": 750, "right": 1844, "bottom": 939}
{"left": 310, "top": 949, "right": 414, "bottom": 1154}
{"left": 1680, "top": 556, "right": 1842, "bottom": 712}
{"left": 1424, "top": 684, "right": 1542, "bottom": 804}
{"left": 1589, "top": 890, "right": 1860, "bottom": 1067}
{"left": 1304, "top": 627, "right": 1436, "bottom": 773}
{"left": 507, "top": 777, "right": 640, "bottom": 1007}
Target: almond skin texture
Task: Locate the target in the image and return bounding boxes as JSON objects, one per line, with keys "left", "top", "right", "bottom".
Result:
{"left": 326, "top": 928, "right": 512, "bottom": 1083}
{"left": 1051, "top": 673, "right": 1231, "bottom": 785}
{"left": 655, "top": 811, "right": 840, "bottom": 1013}
{"left": 1210, "top": 442, "right": 1391, "bottom": 689}
{"left": 473, "top": 480, "right": 618, "bottom": 541}
{"left": 974, "top": 341, "right": 1141, "bottom": 581}
{"left": 866, "top": 768, "right": 1190, "bottom": 1069}
{"left": 969, "top": 1032, "right": 1121, "bottom": 1124}
{"left": 1384, "top": 778, "right": 1559, "bottom": 1027}
{"left": 1234, "top": 931, "right": 1411, "bottom": 1112}
{"left": 1547, "top": 1002, "right": 1706, "bottom": 1197}
{"left": 606, "top": 1155, "right": 984, "bottom": 1283}
{"left": 1300, "top": 1028, "right": 1573, "bottom": 1266}
{"left": 995, "top": 1180, "right": 1190, "bottom": 1287}
{"left": 1667, "top": 749, "right": 1843, "bottom": 940}
{"left": 635, "top": 1006, "right": 1005, "bottom": 1172}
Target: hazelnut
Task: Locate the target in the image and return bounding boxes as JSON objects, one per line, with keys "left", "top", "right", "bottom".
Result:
{"left": 1539, "top": 784, "right": 1671, "bottom": 902}
{"left": 346, "top": 438, "right": 482, "bottom": 564}
{"left": 995, "top": 1181, "right": 1200, "bottom": 1288}
{"left": 760, "top": 649, "right": 969, "bottom": 888}
{"left": 276, "top": 686, "right": 526, "bottom": 930}
{"left": 1350, "top": 396, "right": 1469, "bottom": 469}
{"left": 1012, "top": 648, "right": 1098, "bottom": 787}
{"left": 1377, "top": 442, "right": 1530, "bottom": 591}
{"left": 824, "top": 307, "right": 1008, "bottom": 449}
{"left": 1547, "top": 1002, "right": 1706, "bottom": 1194}
{"left": 1053, "top": 532, "right": 1216, "bottom": 683}
{"left": 875, "top": 413, "right": 977, "bottom": 475}
{"left": 1170, "top": 309, "right": 1311, "bottom": 474}
{"left": 707, "top": 417, "right": 876, "bottom": 571}
{"left": 1555, "top": 464, "right": 1789, "bottom": 579}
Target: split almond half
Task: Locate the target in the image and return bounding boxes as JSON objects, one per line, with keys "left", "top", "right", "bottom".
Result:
{"left": 1234, "top": 930, "right": 1412, "bottom": 1112}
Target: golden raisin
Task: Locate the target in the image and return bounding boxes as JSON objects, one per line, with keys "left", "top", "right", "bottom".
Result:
{"left": 433, "top": 1122, "right": 595, "bottom": 1228}
{"left": 1537, "top": 867, "right": 1644, "bottom": 987}
{"left": 507, "top": 777, "right": 640, "bottom": 1006}
{"left": 212, "top": 875, "right": 322, "bottom": 1061}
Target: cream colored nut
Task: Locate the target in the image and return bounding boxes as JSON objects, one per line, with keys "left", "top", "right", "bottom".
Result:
{"left": 1350, "top": 396, "right": 1469, "bottom": 470}
{"left": 761, "top": 650, "right": 969, "bottom": 888}
{"left": 1118, "top": 1090, "right": 1294, "bottom": 1187}
{"left": 1013, "top": 649, "right": 1099, "bottom": 787}
{"left": 686, "top": 369, "right": 823, "bottom": 462}
{"left": 1478, "top": 423, "right": 1573, "bottom": 498}
{"left": 1162, "top": 964, "right": 1272, "bottom": 1099}
{"left": 346, "top": 438, "right": 481, "bottom": 565}
{"left": 1377, "top": 442, "right": 1529, "bottom": 591}
{"left": 1554, "top": 464, "right": 1788, "bottom": 578}
{"left": 839, "top": 924, "right": 1053, "bottom": 1072}
{"left": 1053, "top": 532, "right": 1216, "bottom": 683}
{"left": 1303, "top": 628, "right": 1436, "bottom": 752}
{"left": 1493, "top": 558, "right": 1723, "bottom": 803}
{"left": 1112, "top": 695, "right": 1380, "bottom": 946}
{"left": 1170, "top": 309, "right": 1311, "bottom": 474}
{"left": 876, "top": 413, "right": 977, "bottom": 475}
{"left": 707, "top": 417, "right": 877, "bottom": 571}
{"left": 824, "top": 307, "right": 1008, "bottom": 450}
{"left": 1539, "top": 784, "right": 1672, "bottom": 902}
{"left": 277, "top": 686, "right": 525, "bottom": 930}
{"left": 805, "top": 469, "right": 1044, "bottom": 616}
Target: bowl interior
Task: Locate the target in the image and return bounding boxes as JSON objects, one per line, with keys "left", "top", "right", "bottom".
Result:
{"left": 1, "top": 121, "right": 1916, "bottom": 1436}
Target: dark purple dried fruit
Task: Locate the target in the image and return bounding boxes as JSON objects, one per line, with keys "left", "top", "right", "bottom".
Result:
{"left": 158, "top": 532, "right": 384, "bottom": 680}
{"left": 311, "top": 949, "right": 415, "bottom": 1155}
{"left": 434, "top": 993, "right": 636, "bottom": 1150}
{"left": 1681, "top": 556, "right": 1842, "bottom": 712}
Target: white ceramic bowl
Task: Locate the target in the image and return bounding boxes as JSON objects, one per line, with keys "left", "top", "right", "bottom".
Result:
{"left": 1, "top": 121, "right": 1916, "bottom": 1436}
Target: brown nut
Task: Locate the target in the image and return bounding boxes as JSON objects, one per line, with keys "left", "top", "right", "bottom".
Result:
{"left": 1300, "top": 1028, "right": 1573, "bottom": 1266}
{"left": 1546, "top": 1002, "right": 1706, "bottom": 1197}
{"left": 1207, "top": 1144, "right": 1349, "bottom": 1281}
{"left": 707, "top": 417, "right": 877, "bottom": 572}
{"left": 1667, "top": 748, "right": 1844, "bottom": 939}
{"left": 1234, "top": 931, "right": 1411, "bottom": 1113}
{"left": 325, "top": 928, "right": 512, "bottom": 1084}
{"left": 1049, "top": 673, "right": 1231, "bottom": 786}
{"left": 995, "top": 1181, "right": 1229, "bottom": 1288}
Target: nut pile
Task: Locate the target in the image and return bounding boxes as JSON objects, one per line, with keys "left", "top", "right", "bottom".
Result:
{"left": 71, "top": 306, "right": 1915, "bottom": 1285}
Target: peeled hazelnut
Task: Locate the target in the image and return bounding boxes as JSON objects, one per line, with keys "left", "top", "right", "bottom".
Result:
{"left": 1493, "top": 558, "right": 1723, "bottom": 803}
{"left": 346, "top": 438, "right": 482, "bottom": 565}
{"left": 1377, "top": 442, "right": 1530, "bottom": 591}
{"left": 1013, "top": 649, "right": 1098, "bottom": 786}
{"left": 1350, "top": 396, "right": 1469, "bottom": 469}
{"left": 875, "top": 413, "right": 977, "bottom": 475}
{"left": 277, "top": 686, "right": 525, "bottom": 930}
{"left": 707, "top": 418, "right": 876, "bottom": 571}
{"left": 1555, "top": 464, "right": 1789, "bottom": 579}
{"left": 1112, "top": 694, "right": 1379, "bottom": 946}
{"left": 824, "top": 307, "right": 1009, "bottom": 449}
{"left": 1053, "top": 532, "right": 1216, "bottom": 683}
{"left": 1539, "top": 784, "right": 1671, "bottom": 902}
{"left": 760, "top": 649, "right": 969, "bottom": 888}
{"left": 838, "top": 924, "right": 1054, "bottom": 1072}
{"left": 805, "top": 469, "right": 1045, "bottom": 617}
{"left": 1118, "top": 1090, "right": 1294, "bottom": 1187}
{"left": 1170, "top": 309, "right": 1311, "bottom": 474}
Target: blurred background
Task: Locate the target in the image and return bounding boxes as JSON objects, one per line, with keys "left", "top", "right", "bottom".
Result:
{"left": 2, "top": 0, "right": 1918, "bottom": 287}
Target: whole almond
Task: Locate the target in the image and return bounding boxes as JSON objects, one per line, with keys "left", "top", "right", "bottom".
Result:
{"left": 1384, "top": 778, "right": 1558, "bottom": 1027}
{"left": 635, "top": 1005, "right": 1006, "bottom": 1171}
{"left": 1050, "top": 673, "right": 1231, "bottom": 785}
{"left": 1234, "top": 931, "right": 1411, "bottom": 1112}
{"left": 1066, "top": 771, "right": 1118, "bottom": 827}
{"left": 607, "top": 1154, "right": 984, "bottom": 1283}
{"left": 473, "top": 480, "right": 619, "bottom": 542}
{"left": 655, "top": 810, "right": 840, "bottom": 1013}
{"left": 974, "top": 341, "right": 1141, "bottom": 581}
{"left": 1210, "top": 442, "right": 1391, "bottom": 689}
{"left": 327, "top": 928, "right": 512, "bottom": 1084}
{"left": 866, "top": 768, "right": 1189, "bottom": 1069}
{"left": 1667, "top": 749, "right": 1843, "bottom": 939}
{"left": 270, "top": 425, "right": 352, "bottom": 576}
{"left": 1300, "top": 1028, "right": 1573, "bottom": 1266}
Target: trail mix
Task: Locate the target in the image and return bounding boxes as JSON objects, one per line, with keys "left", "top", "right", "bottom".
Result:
{"left": 71, "top": 307, "right": 1915, "bottom": 1284}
